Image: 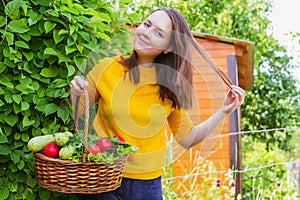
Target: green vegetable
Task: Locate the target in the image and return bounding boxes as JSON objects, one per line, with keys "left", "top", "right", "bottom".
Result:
{"left": 27, "top": 135, "right": 55, "bottom": 152}
{"left": 59, "top": 144, "right": 76, "bottom": 160}
{"left": 87, "top": 142, "right": 138, "bottom": 164}
{"left": 54, "top": 132, "right": 73, "bottom": 146}
{"left": 66, "top": 133, "right": 84, "bottom": 162}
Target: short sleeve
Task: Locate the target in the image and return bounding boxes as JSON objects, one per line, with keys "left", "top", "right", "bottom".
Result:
{"left": 167, "top": 108, "right": 194, "bottom": 142}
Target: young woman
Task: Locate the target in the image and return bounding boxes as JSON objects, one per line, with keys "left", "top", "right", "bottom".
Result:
{"left": 71, "top": 8, "right": 245, "bottom": 200}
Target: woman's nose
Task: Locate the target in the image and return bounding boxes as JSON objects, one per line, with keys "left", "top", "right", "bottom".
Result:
{"left": 142, "top": 27, "right": 152, "bottom": 39}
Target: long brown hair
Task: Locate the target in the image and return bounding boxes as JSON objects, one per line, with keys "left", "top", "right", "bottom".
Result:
{"left": 120, "top": 8, "right": 232, "bottom": 109}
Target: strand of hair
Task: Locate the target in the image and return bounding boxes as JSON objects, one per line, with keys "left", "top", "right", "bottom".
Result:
{"left": 190, "top": 37, "right": 233, "bottom": 90}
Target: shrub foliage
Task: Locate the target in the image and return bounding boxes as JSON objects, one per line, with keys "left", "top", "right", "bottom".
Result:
{"left": 0, "top": 0, "right": 132, "bottom": 199}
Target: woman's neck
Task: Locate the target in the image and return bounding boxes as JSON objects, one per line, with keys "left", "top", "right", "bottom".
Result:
{"left": 138, "top": 56, "right": 155, "bottom": 68}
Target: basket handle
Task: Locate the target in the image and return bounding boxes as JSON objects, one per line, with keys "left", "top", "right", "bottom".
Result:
{"left": 73, "top": 89, "right": 89, "bottom": 163}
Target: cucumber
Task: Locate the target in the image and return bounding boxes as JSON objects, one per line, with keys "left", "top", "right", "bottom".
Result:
{"left": 59, "top": 144, "right": 76, "bottom": 160}
{"left": 54, "top": 132, "right": 73, "bottom": 146}
{"left": 27, "top": 135, "right": 55, "bottom": 152}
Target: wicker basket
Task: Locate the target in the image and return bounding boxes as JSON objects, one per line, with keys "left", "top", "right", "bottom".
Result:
{"left": 33, "top": 90, "right": 129, "bottom": 194}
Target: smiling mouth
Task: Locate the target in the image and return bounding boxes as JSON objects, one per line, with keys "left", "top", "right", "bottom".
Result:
{"left": 138, "top": 37, "right": 149, "bottom": 46}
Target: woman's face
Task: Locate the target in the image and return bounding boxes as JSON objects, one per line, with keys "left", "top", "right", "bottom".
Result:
{"left": 134, "top": 10, "right": 173, "bottom": 63}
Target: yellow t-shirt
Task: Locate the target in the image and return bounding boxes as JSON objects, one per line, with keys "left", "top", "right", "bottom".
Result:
{"left": 79, "top": 56, "right": 194, "bottom": 180}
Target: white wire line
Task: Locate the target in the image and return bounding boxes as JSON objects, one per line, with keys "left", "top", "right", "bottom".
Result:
{"left": 163, "top": 127, "right": 299, "bottom": 181}
{"left": 164, "top": 160, "right": 298, "bottom": 181}
{"left": 209, "top": 127, "right": 298, "bottom": 139}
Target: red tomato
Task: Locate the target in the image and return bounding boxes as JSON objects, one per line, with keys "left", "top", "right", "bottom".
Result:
{"left": 97, "top": 138, "right": 112, "bottom": 152}
{"left": 113, "top": 135, "right": 125, "bottom": 144}
{"left": 43, "top": 142, "right": 60, "bottom": 158}
{"left": 88, "top": 144, "right": 101, "bottom": 156}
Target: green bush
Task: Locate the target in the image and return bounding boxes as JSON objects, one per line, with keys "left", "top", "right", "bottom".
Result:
{"left": 0, "top": 0, "right": 133, "bottom": 199}
{"left": 242, "top": 140, "right": 295, "bottom": 199}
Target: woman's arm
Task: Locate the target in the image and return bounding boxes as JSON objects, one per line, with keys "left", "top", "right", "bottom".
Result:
{"left": 179, "top": 85, "right": 245, "bottom": 149}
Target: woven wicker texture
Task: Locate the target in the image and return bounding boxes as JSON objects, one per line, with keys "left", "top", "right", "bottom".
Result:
{"left": 34, "top": 152, "right": 127, "bottom": 194}
{"left": 33, "top": 90, "right": 128, "bottom": 194}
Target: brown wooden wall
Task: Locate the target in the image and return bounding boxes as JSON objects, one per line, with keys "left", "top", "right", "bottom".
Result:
{"left": 166, "top": 38, "right": 237, "bottom": 195}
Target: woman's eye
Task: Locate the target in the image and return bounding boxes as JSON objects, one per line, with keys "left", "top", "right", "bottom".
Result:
{"left": 156, "top": 31, "right": 163, "bottom": 37}
{"left": 144, "top": 22, "right": 150, "bottom": 27}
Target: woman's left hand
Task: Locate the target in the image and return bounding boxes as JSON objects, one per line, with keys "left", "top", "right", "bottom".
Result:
{"left": 223, "top": 85, "right": 245, "bottom": 115}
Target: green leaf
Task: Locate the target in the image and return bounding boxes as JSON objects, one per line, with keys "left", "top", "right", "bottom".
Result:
{"left": 44, "top": 103, "right": 58, "bottom": 116}
{"left": 58, "top": 54, "right": 71, "bottom": 64}
{"left": 67, "top": 64, "right": 75, "bottom": 76}
{"left": 61, "top": 11, "right": 72, "bottom": 21}
{"left": 65, "top": 46, "right": 76, "bottom": 55}
{"left": 0, "top": 99, "right": 4, "bottom": 107}
{"left": 0, "top": 134, "right": 8, "bottom": 143}
{"left": 57, "top": 108, "right": 69, "bottom": 123}
{"left": 8, "top": 182, "right": 18, "bottom": 192}
{"left": 15, "top": 40, "right": 30, "bottom": 49}
{"left": 23, "top": 52, "right": 34, "bottom": 61}
{"left": 27, "top": 24, "right": 40, "bottom": 36}
{"left": 44, "top": 47, "right": 58, "bottom": 56}
{"left": 7, "top": 19, "right": 30, "bottom": 33}
{"left": 53, "top": 29, "right": 65, "bottom": 44}
{"left": 12, "top": 94, "right": 22, "bottom": 104}
{"left": 98, "top": 13, "right": 112, "bottom": 22}
{"left": 4, "top": 115, "right": 18, "bottom": 127}
{"left": 69, "top": 24, "right": 76, "bottom": 35}
{"left": 74, "top": 56, "right": 86, "bottom": 69}
{"left": 39, "top": 189, "right": 50, "bottom": 200}
{"left": 78, "top": 31, "right": 90, "bottom": 42}
{"left": 21, "top": 101, "right": 30, "bottom": 111}
{"left": 0, "top": 188, "right": 9, "bottom": 200}
{"left": 58, "top": 29, "right": 69, "bottom": 35}
{"left": 47, "top": 9, "right": 59, "bottom": 17}
{"left": 10, "top": 152, "right": 20, "bottom": 164}
{"left": 0, "top": 144, "right": 10, "bottom": 155}
{"left": 14, "top": 132, "right": 21, "bottom": 140}
{"left": 40, "top": 68, "right": 58, "bottom": 77}
{"left": 44, "top": 21, "right": 56, "bottom": 34}
{"left": 13, "top": 103, "right": 21, "bottom": 114}
{"left": 52, "top": 79, "right": 67, "bottom": 88}
{"left": 82, "top": 41, "right": 97, "bottom": 50}
{"left": 5, "top": 32, "right": 14, "bottom": 46}
{"left": 28, "top": 12, "right": 42, "bottom": 26}
{"left": 32, "top": 0, "right": 50, "bottom": 6}
{"left": 0, "top": 16, "right": 6, "bottom": 27}
{"left": 5, "top": 0, "right": 26, "bottom": 20}
{"left": 0, "top": 62, "right": 6, "bottom": 73}
{"left": 21, "top": 133, "right": 30, "bottom": 142}
{"left": 19, "top": 33, "right": 31, "bottom": 41}
{"left": 95, "top": 32, "right": 111, "bottom": 41}
{"left": 27, "top": 176, "right": 37, "bottom": 188}
{"left": 20, "top": 2, "right": 28, "bottom": 16}
{"left": 13, "top": 141, "right": 24, "bottom": 149}
{"left": 0, "top": 74, "right": 14, "bottom": 88}
{"left": 22, "top": 116, "right": 35, "bottom": 127}
{"left": 76, "top": 43, "right": 84, "bottom": 53}
{"left": 17, "top": 160, "right": 25, "bottom": 170}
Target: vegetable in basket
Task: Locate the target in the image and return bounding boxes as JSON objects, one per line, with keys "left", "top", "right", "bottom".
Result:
{"left": 87, "top": 136, "right": 138, "bottom": 164}
{"left": 59, "top": 144, "right": 76, "bottom": 159}
{"left": 43, "top": 142, "right": 60, "bottom": 158}
{"left": 27, "top": 132, "right": 73, "bottom": 152}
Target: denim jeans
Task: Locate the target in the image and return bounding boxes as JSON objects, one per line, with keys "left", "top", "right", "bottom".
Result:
{"left": 76, "top": 176, "right": 163, "bottom": 200}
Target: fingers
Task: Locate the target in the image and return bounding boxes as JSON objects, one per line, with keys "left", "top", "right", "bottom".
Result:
{"left": 71, "top": 76, "right": 88, "bottom": 89}
{"left": 230, "top": 85, "right": 245, "bottom": 106}
{"left": 70, "top": 76, "right": 88, "bottom": 96}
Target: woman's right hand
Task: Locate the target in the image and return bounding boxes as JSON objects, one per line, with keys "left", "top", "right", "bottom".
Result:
{"left": 70, "top": 76, "right": 88, "bottom": 96}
